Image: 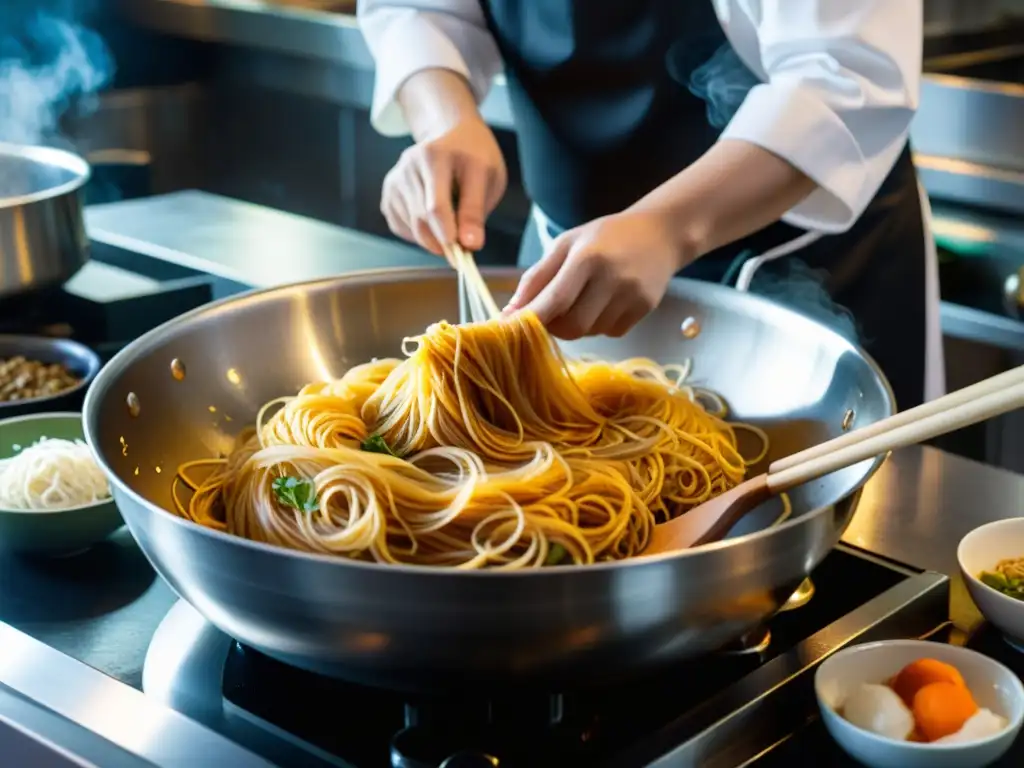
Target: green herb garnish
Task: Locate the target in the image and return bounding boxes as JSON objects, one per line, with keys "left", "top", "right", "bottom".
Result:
{"left": 361, "top": 434, "right": 398, "bottom": 457}
{"left": 545, "top": 544, "right": 568, "bottom": 566}
{"left": 980, "top": 570, "right": 1024, "bottom": 601}
{"left": 272, "top": 476, "right": 318, "bottom": 512}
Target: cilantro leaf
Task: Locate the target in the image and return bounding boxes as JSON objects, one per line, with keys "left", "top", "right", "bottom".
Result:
{"left": 361, "top": 434, "right": 399, "bottom": 457}
{"left": 272, "top": 476, "right": 318, "bottom": 512}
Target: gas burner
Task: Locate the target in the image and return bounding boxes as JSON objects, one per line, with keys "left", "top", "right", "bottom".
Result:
{"left": 721, "top": 627, "right": 773, "bottom": 656}
{"left": 779, "top": 578, "right": 816, "bottom": 612}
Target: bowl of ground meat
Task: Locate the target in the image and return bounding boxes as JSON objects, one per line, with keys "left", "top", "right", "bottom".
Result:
{"left": 0, "top": 336, "right": 102, "bottom": 417}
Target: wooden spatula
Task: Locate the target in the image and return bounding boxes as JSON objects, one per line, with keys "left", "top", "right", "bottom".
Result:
{"left": 644, "top": 366, "right": 1024, "bottom": 556}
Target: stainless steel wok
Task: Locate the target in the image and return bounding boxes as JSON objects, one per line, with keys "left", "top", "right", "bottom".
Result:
{"left": 83, "top": 269, "right": 894, "bottom": 691}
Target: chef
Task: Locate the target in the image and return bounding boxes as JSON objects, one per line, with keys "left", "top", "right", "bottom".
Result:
{"left": 358, "top": 0, "right": 943, "bottom": 410}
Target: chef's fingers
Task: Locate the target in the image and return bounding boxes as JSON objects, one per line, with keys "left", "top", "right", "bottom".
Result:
{"left": 413, "top": 218, "right": 446, "bottom": 257}
{"left": 455, "top": 165, "right": 489, "bottom": 251}
{"left": 381, "top": 166, "right": 413, "bottom": 240}
{"left": 546, "top": 276, "right": 612, "bottom": 341}
{"left": 403, "top": 189, "right": 446, "bottom": 257}
{"left": 505, "top": 232, "right": 573, "bottom": 313}
{"left": 415, "top": 154, "right": 457, "bottom": 255}
{"left": 484, "top": 164, "right": 507, "bottom": 215}
{"left": 597, "top": 303, "right": 645, "bottom": 339}
{"left": 394, "top": 163, "right": 445, "bottom": 258}
{"left": 519, "top": 241, "right": 593, "bottom": 325}
{"left": 382, "top": 192, "right": 416, "bottom": 244}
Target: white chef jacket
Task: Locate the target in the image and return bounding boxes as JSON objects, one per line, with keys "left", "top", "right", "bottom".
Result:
{"left": 358, "top": 0, "right": 945, "bottom": 401}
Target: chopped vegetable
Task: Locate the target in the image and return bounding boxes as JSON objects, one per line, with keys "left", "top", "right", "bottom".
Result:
{"left": 912, "top": 681, "right": 978, "bottom": 742}
{"left": 272, "top": 476, "right": 318, "bottom": 512}
{"left": 545, "top": 544, "right": 568, "bottom": 566}
{"left": 891, "top": 658, "right": 966, "bottom": 707}
{"left": 361, "top": 434, "right": 398, "bottom": 457}
{"left": 979, "top": 570, "right": 1024, "bottom": 600}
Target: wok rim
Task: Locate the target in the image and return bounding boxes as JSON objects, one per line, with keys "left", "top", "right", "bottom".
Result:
{"left": 83, "top": 268, "right": 895, "bottom": 579}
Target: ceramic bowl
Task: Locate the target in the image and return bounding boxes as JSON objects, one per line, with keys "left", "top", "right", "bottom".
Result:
{"left": 0, "top": 412, "right": 123, "bottom": 555}
{"left": 0, "top": 335, "right": 102, "bottom": 418}
{"left": 959, "top": 519, "right": 1024, "bottom": 652}
{"left": 815, "top": 639, "right": 1024, "bottom": 768}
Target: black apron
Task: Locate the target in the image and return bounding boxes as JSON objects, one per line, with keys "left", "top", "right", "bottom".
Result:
{"left": 483, "top": 0, "right": 928, "bottom": 410}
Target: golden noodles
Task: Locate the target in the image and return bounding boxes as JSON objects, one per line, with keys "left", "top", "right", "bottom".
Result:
{"left": 172, "top": 311, "right": 770, "bottom": 569}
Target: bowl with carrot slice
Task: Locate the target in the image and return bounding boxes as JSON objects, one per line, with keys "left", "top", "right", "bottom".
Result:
{"left": 815, "top": 640, "right": 1023, "bottom": 768}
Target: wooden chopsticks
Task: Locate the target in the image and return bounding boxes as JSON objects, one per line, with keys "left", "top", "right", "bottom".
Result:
{"left": 444, "top": 243, "right": 501, "bottom": 323}
{"left": 770, "top": 365, "right": 1024, "bottom": 475}
{"left": 765, "top": 366, "right": 1024, "bottom": 493}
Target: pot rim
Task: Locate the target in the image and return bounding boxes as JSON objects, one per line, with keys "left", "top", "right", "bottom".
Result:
{"left": 0, "top": 142, "right": 91, "bottom": 207}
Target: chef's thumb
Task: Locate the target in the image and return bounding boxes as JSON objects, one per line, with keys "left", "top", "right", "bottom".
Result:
{"left": 505, "top": 235, "right": 571, "bottom": 313}
{"left": 455, "top": 167, "right": 488, "bottom": 250}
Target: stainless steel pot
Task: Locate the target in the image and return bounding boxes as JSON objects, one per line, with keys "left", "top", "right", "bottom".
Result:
{"left": 83, "top": 270, "right": 894, "bottom": 691}
{"left": 0, "top": 143, "right": 91, "bottom": 299}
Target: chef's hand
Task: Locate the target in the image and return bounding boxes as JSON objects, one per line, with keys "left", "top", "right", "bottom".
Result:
{"left": 381, "top": 115, "right": 507, "bottom": 260}
{"left": 504, "top": 210, "right": 695, "bottom": 339}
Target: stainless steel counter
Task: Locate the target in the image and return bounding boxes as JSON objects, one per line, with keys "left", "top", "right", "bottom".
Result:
{"left": 845, "top": 446, "right": 1024, "bottom": 575}
{"left": 0, "top": 619, "right": 275, "bottom": 767}
{"left": 85, "top": 190, "right": 438, "bottom": 288}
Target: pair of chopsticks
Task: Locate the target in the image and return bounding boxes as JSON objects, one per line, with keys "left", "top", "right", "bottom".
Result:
{"left": 766, "top": 364, "right": 1024, "bottom": 490}
{"left": 645, "top": 364, "right": 1024, "bottom": 553}
{"left": 444, "top": 243, "right": 501, "bottom": 324}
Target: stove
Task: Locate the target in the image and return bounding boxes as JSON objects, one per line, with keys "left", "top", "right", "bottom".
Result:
{"left": 140, "top": 546, "right": 954, "bottom": 768}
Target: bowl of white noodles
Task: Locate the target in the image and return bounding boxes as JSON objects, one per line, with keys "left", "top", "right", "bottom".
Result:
{"left": 0, "top": 412, "right": 123, "bottom": 555}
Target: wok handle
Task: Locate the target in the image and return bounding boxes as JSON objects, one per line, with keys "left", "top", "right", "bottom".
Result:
{"left": 766, "top": 376, "right": 1024, "bottom": 493}
{"left": 769, "top": 364, "right": 1024, "bottom": 474}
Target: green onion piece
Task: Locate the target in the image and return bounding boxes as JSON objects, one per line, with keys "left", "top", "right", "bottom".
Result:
{"left": 272, "top": 476, "right": 318, "bottom": 512}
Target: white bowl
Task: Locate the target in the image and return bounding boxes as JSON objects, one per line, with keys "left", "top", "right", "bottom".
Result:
{"left": 815, "top": 640, "right": 1024, "bottom": 768}
{"left": 959, "top": 519, "right": 1024, "bottom": 652}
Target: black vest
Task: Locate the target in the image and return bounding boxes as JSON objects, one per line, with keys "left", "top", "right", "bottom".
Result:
{"left": 481, "top": 0, "right": 728, "bottom": 229}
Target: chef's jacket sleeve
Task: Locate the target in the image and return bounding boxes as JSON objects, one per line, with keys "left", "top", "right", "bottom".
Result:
{"left": 357, "top": 0, "right": 503, "bottom": 136}
{"left": 721, "top": 1, "right": 922, "bottom": 233}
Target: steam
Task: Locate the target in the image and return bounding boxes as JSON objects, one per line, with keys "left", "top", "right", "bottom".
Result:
{"left": 689, "top": 43, "right": 761, "bottom": 129}
{"left": 0, "top": 11, "right": 114, "bottom": 147}
{"left": 685, "top": 46, "right": 860, "bottom": 341}
{"left": 748, "top": 259, "right": 861, "bottom": 343}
